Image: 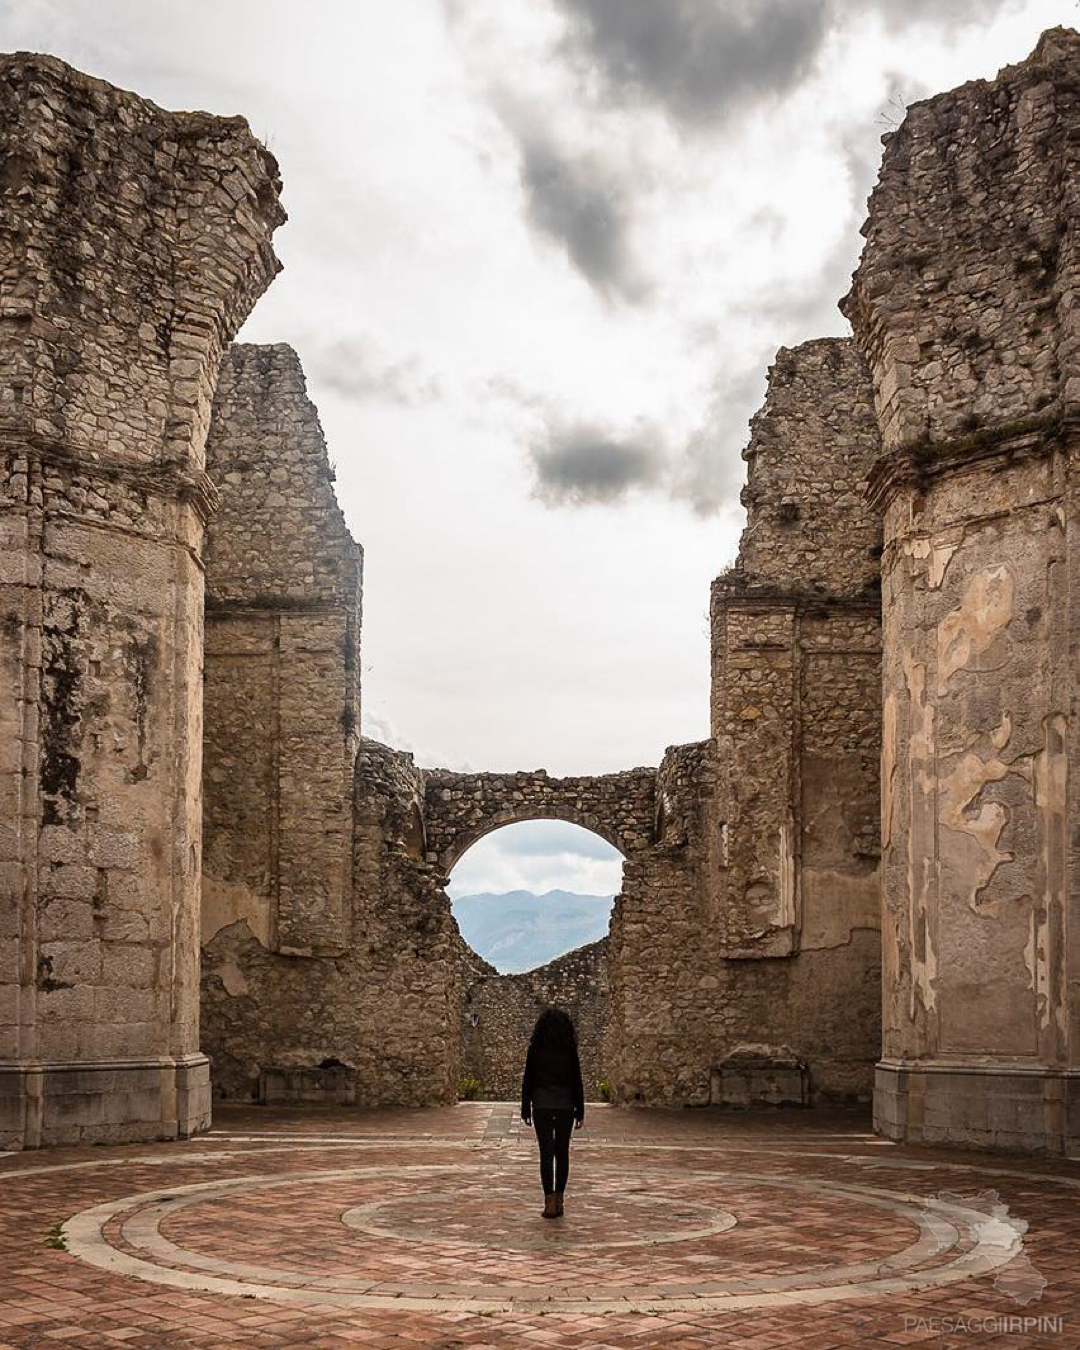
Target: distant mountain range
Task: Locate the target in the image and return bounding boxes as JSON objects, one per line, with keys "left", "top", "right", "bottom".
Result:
{"left": 452, "top": 890, "right": 615, "bottom": 973}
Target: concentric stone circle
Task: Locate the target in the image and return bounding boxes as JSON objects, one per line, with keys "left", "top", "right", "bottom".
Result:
{"left": 60, "top": 1146, "right": 1028, "bottom": 1314}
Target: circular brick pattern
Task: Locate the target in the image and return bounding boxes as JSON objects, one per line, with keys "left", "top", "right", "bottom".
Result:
{"left": 341, "top": 1182, "right": 738, "bottom": 1252}
{"left": 61, "top": 1147, "right": 1025, "bottom": 1314}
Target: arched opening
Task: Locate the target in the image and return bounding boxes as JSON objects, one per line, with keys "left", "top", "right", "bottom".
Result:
{"left": 449, "top": 821, "right": 625, "bottom": 1103}
{"left": 448, "top": 820, "right": 624, "bottom": 973}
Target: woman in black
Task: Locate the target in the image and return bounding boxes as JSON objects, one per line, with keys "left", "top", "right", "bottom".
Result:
{"left": 520, "top": 1006, "right": 584, "bottom": 1218}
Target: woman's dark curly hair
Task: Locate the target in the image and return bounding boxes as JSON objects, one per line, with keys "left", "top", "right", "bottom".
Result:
{"left": 529, "top": 1006, "right": 578, "bottom": 1054}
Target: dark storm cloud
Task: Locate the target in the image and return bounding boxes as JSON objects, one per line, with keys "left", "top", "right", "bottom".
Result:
{"left": 555, "top": 0, "right": 830, "bottom": 126}
{"left": 518, "top": 130, "right": 645, "bottom": 301}
{"left": 555, "top": 0, "right": 1012, "bottom": 128}
{"left": 530, "top": 422, "right": 664, "bottom": 505}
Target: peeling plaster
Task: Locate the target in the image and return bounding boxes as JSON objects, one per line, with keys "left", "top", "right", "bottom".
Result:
{"left": 903, "top": 536, "right": 960, "bottom": 591}
{"left": 201, "top": 878, "right": 271, "bottom": 949}
{"left": 928, "top": 542, "right": 959, "bottom": 590}
{"left": 903, "top": 649, "right": 937, "bottom": 1016}
{"left": 1031, "top": 712, "right": 1067, "bottom": 1037}
{"left": 938, "top": 749, "right": 1013, "bottom": 909}
{"left": 216, "top": 958, "right": 249, "bottom": 998}
{"left": 778, "top": 813, "right": 796, "bottom": 931}
{"left": 937, "top": 565, "right": 1014, "bottom": 695}
{"left": 801, "top": 869, "right": 880, "bottom": 950}
{"left": 882, "top": 691, "right": 897, "bottom": 850}
{"left": 991, "top": 712, "right": 1012, "bottom": 751}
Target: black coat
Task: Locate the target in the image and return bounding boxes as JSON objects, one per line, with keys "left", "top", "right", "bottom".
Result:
{"left": 521, "top": 1039, "right": 585, "bottom": 1121}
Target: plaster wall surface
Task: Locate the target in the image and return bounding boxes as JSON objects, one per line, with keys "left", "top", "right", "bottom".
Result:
{"left": 0, "top": 55, "right": 283, "bottom": 1148}
{"left": 842, "top": 28, "right": 1079, "bottom": 1151}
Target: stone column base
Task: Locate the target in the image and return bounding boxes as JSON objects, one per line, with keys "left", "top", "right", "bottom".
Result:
{"left": 875, "top": 1060, "right": 1080, "bottom": 1154}
{"left": 0, "top": 1055, "right": 211, "bottom": 1150}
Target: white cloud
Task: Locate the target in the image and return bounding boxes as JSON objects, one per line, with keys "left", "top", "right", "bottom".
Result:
{"left": 5, "top": 0, "right": 1074, "bottom": 775}
{"left": 447, "top": 821, "right": 625, "bottom": 897}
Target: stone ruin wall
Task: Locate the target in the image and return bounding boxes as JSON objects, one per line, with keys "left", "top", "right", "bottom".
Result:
{"left": 201, "top": 343, "right": 361, "bottom": 963}
{"left": 3, "top": 30, "right": 1075, "bottom": 1152}
{"left": 199, "top": 351, "right": 462, "bottom": 1106}
{"left": 460, "top": 939, "right": 609, "bottom": 1101}
{"left": 204, "top": 737, "right": 461, "bottom": 1106}
{"left": 841, "top": 28, "right": 1079, "bottom": 1152}
{"left": 604, "top": 341, "right": 885, "bottom": 1108}
{"left": 191, "top": 28, "right": 1078, "bottom": 1145}
{"left": 0, "top": 55, "right": 283, "bottom": 1148}
{"left": 189, "top": 320, "right": 887, "bottom": 1116}
{"left": 423, "top": 767, "right": 656, "bottom": 870}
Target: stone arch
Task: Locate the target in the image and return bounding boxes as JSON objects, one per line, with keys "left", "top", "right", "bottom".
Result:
{"left": 423, "top": 767, "right": 656, "bottom": 875}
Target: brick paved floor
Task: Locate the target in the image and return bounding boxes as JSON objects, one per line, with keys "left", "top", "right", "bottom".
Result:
{"left": 1, "top": 1102, "right": 1076, "bottom": 1346}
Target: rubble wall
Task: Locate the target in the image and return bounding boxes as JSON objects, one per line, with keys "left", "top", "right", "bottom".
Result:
{"left": 204, "top": 739, "right": 461, "bottom": 1105}
{"left": 201, "top": 343, "right": 361, "bottom": 963}
{"left": 608, "top": 341, "right": 884, "bottom": 1106}
{"left": 460, "top": 940, "right": 610, "bottom": 1101}
{"left": 424, "top": 768, "right": 656, "bottom": 870}
{"left": 0, "top": 55, "right": 283, "bottom": 1148}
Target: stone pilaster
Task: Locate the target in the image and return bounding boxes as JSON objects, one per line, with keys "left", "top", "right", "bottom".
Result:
{"left": 843, "top": 28, "right": 1080, "bottom": 1151}
{"left": 202, "top": 345, "right": 362, "bottom": 962}
{"left": 0, "top": 55, "right": 283, "bottom": 1147}
{"left": 709, "top": 340, "right": 882, "bottom": 967}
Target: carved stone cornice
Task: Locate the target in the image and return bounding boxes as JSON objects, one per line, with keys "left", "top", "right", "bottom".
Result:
{"left": 865, "top": 407, "right": 1072, "bottom": 514}
{"left": 710, "top": 579, "right": 881, "bottom": 616}
{"left": 0, "top": 431, "right": 221, "bottom": 522}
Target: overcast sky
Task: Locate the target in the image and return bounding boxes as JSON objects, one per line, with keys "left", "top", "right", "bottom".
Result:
{"left": 5, "top": 0, "right": 1073, "bottom": 895}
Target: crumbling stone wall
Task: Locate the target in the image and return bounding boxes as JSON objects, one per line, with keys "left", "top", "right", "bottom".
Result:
{"left": 201, "top": 344, "right": 361, "bottom": 962}
{"left": 606, "top": 342, "right": 884, "bottom": 1106}
{"left": 424, "top": 768, "right": 656, "bottom": 870}
{"left": 460, "top": 939, "right": 609, "bottom": 1101}
{"left": 11, "top": 31, "right": 1072, "bottom": 1154}
{"left": 195, "top": 336, "right": 885, "bottom": 1111}
{"left": 710, "top": 339, "right": 882, "bottom": 962}
{"left": 842, "top": 28, "right": 1079, "bottom": 1152}
{"left": 0, "top": 55, "right": 283, "bottom": 1148}
{"left": 203, "top": 739, "right": 461, "bottom": 1105}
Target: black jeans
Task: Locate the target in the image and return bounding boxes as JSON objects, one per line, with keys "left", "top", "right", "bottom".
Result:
{"left": 533, "top": 1107, "right": 575, "bottom": 1195}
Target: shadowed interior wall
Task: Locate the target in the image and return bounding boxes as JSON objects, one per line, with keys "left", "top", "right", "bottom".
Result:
{"left": 460, "top": 940, "right": 609, "bottom": 1101}
{"left": 0, "top": 55, "right": 283, "bottom": 1149}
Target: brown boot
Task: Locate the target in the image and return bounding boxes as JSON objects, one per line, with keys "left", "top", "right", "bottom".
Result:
{"left": 555, "top": 1192, "right": 565, "bottom": 1217}
{"left": 541, "top": 1193, "right": 558, "bottom": 1219}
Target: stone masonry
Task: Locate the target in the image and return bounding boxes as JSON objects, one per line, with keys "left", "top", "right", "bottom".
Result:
{"left": 202, "top": 343, "right": 361, "bottom": 962}
{"left": 601, "top": 343, "right": 884, "bottom": 1108}
{"left": 424, "top": 768, "right": 656, "bottom": 871}
{"left": 203, "top": 736, "right": 460, "bottom": 1106}
{"left": 0, "top": 55, "right": 283, "bottom": 1148}
{"left": 460, "top": 939, "right": 609, "bottom": 1101}
{"left": 2, "top": 32, "right": 1076, "bottom": 1154}
{"left": 841, "top": 28, "right": 1079, "bottom": 1152}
